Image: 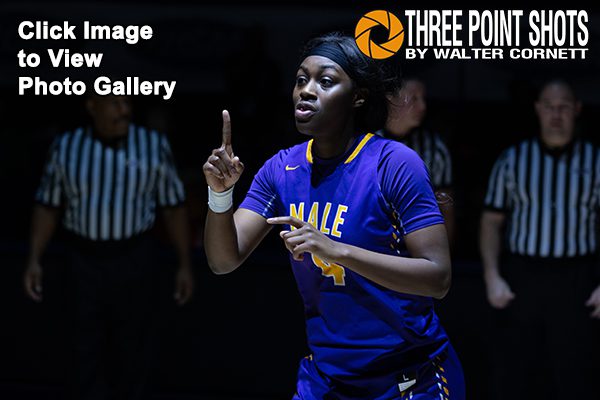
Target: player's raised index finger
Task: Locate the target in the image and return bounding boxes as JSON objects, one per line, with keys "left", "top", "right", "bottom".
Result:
{"left": 267, "top": 216, "right": 305, "bottom": 229}
{"left": 222, "top": 110, "right": 232, "bottom": 147}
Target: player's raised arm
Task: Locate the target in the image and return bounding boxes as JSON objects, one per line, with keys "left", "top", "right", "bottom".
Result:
{"left": 203, "top": 110, "right": 272, "bottom": 274}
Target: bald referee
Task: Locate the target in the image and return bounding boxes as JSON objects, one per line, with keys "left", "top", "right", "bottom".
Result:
{"left": 23, "top": 95, "right": 194, "bottom": 399}
{"left": 480, "top": 80, "right": 600, "bottom": 399}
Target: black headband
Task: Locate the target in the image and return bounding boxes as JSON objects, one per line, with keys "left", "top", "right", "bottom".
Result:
{"left": 306, "top": 42, "right": 358, "bottom": 83}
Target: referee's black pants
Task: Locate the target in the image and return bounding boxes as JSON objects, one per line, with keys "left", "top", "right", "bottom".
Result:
{"left": 491, "top": 254, "right": 600, "bottom": 400}
{"left": 66, "top": 235, "right": 161, "bottom": 400}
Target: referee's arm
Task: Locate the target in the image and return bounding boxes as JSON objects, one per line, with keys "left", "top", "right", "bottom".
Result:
{"left": 25, "top": 205, "right": 61, "bottom": 302}
{"left": 161, "top": 206, "right": 194, "bottom": 305}
{"left": 157, "top": 134, "right": 193, "bottom": 305}
{"left": 25, "top": 137, "right": 64, "bottom": 302}
{"left": 480, "top": 150, "right": 515, "bottom": 309}
{"left": 480, "top": 210, "right": 514, "bottom": 309}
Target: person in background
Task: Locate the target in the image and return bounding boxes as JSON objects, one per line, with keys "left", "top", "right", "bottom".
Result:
{"left": 480, "top": 79, "right": 600, "bottom": 399}
{"left": 24, "top": 95, "right": 194, "bottom": 399}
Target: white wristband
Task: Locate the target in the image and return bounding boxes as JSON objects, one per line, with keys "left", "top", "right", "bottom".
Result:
{"left": 208, "top": 185, "right": 234, "bottom": 213}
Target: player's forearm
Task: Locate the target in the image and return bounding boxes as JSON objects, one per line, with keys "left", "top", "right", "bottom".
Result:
{"left": 162, "top": 206, "right": 192, "bottom": 269}
{"left": 28, "top": 205, "right": 60, "bottom": 263}
{"left": 479, "top": 212, "right": 505, "bottom": 280}
{"left": 204, "top": 209, "right": 242, "bottom": 274}
{"left": 333, "top": 244, "right": 451, "bottom": 299}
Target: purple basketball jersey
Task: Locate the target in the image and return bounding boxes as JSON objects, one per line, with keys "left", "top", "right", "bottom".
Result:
{"left": 240, "top": 133, "right": 450, "bottom": 395}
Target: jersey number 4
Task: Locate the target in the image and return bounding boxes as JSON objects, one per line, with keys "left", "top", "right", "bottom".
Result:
{"left": 311, "top": 254, "right": 346, "bottom": 286}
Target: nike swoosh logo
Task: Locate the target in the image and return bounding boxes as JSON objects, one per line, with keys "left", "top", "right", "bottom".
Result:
{"left": 285, "top": 165, "right": 300, "bottom": 171}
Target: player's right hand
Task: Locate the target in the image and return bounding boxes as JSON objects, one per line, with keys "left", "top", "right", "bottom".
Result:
{"left": 203, "top": 110, "right": 244, "bottom": 193}
{"left": 484, "top": 274, "right": 515, "bottom": 309}
{"left": 24, "top": 260, "right": 43, "bottom": 302}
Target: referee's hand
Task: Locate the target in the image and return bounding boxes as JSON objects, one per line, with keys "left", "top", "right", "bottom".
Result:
{"left": 24, "top": 261, "right": 43, "bottom": 302}
{"left": 484, "top": 274, "right": 515, "bottom": 309}
{"left": 585, "top": 285, "right": 600, "bottom": 319}
{"left": 203, "top": 110, "right": 244, "bottom": 193}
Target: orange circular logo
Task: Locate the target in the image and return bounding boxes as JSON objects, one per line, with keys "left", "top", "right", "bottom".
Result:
{"left": 355, "top": 10, "right": 404, "bottom": 59}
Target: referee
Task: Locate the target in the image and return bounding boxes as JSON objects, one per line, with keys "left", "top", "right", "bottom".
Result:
{"left": 480, "top": 80, "right": 600, "bottom": 399}
{"left": 380, "top": 78, "right": 455, "bottom": 244}
{"left": 23, "top": 95, "right": 194, "bottom": 399}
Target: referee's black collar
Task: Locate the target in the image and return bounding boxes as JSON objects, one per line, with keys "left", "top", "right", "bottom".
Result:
{"left": 88, "top": 126, "right": 129, "bottom": 149}
{"left": 537, "top": 135, "right": 578, "bottom": 158}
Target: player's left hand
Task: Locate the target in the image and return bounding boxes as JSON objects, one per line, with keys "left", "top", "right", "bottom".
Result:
{"left": 174, "top": 266, "right": 194, "bottom": 306}
{"left": 585, "top": 284, "right": 600, "bottom": 319}
{"left": 267, "top": 216, "right": 343, "bottom": 263}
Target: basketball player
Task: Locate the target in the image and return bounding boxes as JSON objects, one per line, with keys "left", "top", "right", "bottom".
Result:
{"left": 203, "top": 33, "right": 465, "bottom": 399}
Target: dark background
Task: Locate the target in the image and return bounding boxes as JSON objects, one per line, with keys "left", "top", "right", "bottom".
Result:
{"left": 1, "top": 1, "right": 599, "bottom": 399}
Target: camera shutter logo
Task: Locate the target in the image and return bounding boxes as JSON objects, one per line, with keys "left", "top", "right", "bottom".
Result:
{"left": 355, "top": 10, "right": 404, "bottom": 59}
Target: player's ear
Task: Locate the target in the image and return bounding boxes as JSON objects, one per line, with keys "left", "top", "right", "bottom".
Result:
{"left": 353, "top": 89, "right": 368, "bottom": 108}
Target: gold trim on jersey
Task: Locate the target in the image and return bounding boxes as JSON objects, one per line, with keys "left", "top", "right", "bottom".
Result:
{"left": 344, "top": 133, "right": 374, "bottom": 164}
{"left": 306, "top": 139, "right": 314, "bottom": 163}
{"left": 305, "top": 133, "right": 374, "bottom": 164}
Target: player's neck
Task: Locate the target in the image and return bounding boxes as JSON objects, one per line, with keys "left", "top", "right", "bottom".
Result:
{"left": 312, "top": 128, "right": 357, "bottom": 160}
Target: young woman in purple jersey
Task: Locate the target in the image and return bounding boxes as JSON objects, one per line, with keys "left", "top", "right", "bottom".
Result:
{"left": 203, "top": 32, "right": 465, "bottom": 400}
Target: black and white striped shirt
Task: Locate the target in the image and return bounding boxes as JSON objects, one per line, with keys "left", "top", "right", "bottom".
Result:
{"left": 484, "top": 137, "right": 600, "bottom": 258}
{"left": 378, "top": 129, "right": 452, "bottom": 189}
{"left": 36, "top": 125, "right": 185, "bottom": 241}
